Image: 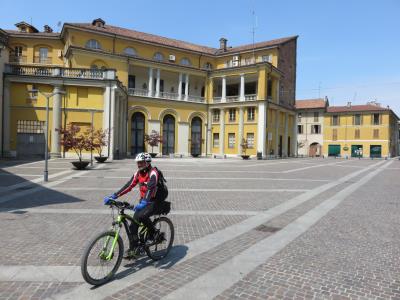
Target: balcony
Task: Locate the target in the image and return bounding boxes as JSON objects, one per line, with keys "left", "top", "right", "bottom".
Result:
{"left": 212, "top": 94, "right": 257, "bottom": 103}
{"left": 128, "top": 88, "right": 205, "bottom": 103}
{"left": 4, "top": 64, "right": 116, "bottom": 80}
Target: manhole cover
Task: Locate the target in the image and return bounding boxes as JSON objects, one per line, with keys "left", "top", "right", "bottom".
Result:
{"left": 255, "top": 225, "right": 281, "bottom": 233}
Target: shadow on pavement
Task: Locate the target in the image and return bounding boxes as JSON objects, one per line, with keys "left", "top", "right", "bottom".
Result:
{"left": 104, "top": 245, "right": 189, "bottom": 285}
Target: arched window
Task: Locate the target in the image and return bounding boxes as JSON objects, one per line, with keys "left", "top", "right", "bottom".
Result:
{"left": 90, "top": 64, "right": 98, "bottom": 69}
{"left": 124, "top": 47, "right": 137, "bottom": 56}
{"left": 85, "top": 39, "right": 102, "bottom": 50}
{"left": 153, "top": 52, "right": 164, "bottom": 61}
{"left": 203, "top": 62, "right": 213, "bottom": 70}
{"left": 180, "top": 58, "right": 192, "bottom": 66}
{"left": 162, "top": 115, "right": 175, "bottom": 155}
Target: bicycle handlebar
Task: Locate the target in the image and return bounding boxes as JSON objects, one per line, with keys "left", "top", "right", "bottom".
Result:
{"left": 108, "top": 200, "right": 133, "bottom": 210}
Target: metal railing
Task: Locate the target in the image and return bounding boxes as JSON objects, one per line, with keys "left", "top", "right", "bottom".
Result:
{"left": 9, "top": 55, "right": 27, "bottom": 63}
{"left": 5, "top": 64, "right": 114, "bottom": 80}
{"left": 33, "top": 57, "right": 53, "bottom": 64}
{"left": 128, "top": 88, "right": 205, "bottom": 103}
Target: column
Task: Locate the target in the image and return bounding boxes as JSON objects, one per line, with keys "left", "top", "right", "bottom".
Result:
{"left": 276, "top": 79, "right": 280, "bottom": 104}
{"left": 292, "top": 113, "right": 298, "bottom": 157}
{"left": 207, "top": 108, "right": 212, "bottom": 155}
{"left": 238, "top": 107, "right": 244, "bottom": 154}
{"left": 114, "top": 96, "right": 120, "bottom": 156}
{"left": 274, "top": 110, "right": 280, "bottom": 157}
{"left": 155, "top": 69, "right": 161, "bottom": 98}
{"left": 221, "top": 76, "right": 226, "bottom": 102}
{"left": 283, "top": 112, "right": 288, "bottom": 157}
{"left": 184, "top": 74, "right": 189, "bottom": 101}
{"left": 102, "top": 86, "right": 111, "bottom": 158}
{"left": 257, "top": 102, "right": 267, "bottom": 157}
{"left": 148, "top": 67, "right": 153, "bottom": 97}
{"left": 240, "top": 74, "right": 245, "bottom": 101}
{"left": 50, "top": 85, "right": 62, "bottom": 157}
{"left": 220, "top": 108, "right": 225, "bottom": 155}
{"left": 178, "top": 73, "right": 183, "bottom": 100}
{"left": 2, "top": 80, "right": 11, "bottom": 156}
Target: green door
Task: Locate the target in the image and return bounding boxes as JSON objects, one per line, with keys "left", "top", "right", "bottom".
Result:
{"left": 370, "top": 145, "right": 382, "bottom": 158}
{"left": 328, "top": 145, "right": 341, "bottom": 157}
{"left": 351, "top": 145, "right": 363, "bottom": 157}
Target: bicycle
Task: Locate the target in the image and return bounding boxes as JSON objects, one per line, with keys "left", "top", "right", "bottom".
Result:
{"left": 81, "top": 200, "right": 174, "bottom": 286}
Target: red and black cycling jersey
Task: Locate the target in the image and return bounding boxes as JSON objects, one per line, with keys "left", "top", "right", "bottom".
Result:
{"left": 115, "top": 167, "right": 159, "bottom": 201}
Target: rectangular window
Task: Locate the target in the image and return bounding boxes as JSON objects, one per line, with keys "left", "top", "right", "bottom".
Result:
{"left": 373, "top": 129, "right": 379, "bottom": 139}
{"left": 297, "top": 113, "right": 302, "bottom": 123}
{"left": 298, "top": 125, "right": 303, "bottom": 134}
{"left": 267, "top": 79, "right": 273, "bottom": 98}
{"left": 229, "top": 108, "right": 236, "bottom": 122}
{"left": 128, "top": 75, "right": 135, "bottom": 89}
{"left": 247, "top": 133, "right": 254, "bottom": 148}
{"left": 355, "top": 129, "right": 360, "bottom": 139}
{"left": 261, "top": 55, "right": 272, "bottom": 63}
{"left": 15, "top": 46, "right": 23, "bottom": 56}
{"left": 332, "top": 115, "right": 339, "bottom": 126}
{"left": 311, "top": 125, "right": 321, "bottom": 134}
{"left": 17, "top": 120, "right": 45, "bottom": 134}
{"left": 212, "top": 109, "right": 220, "bottom": 122}
{"left": 332, "top": 129, "right": 338, "bottom": 141}
{"left": 354, "top": 114, "right": 362, "bottom": 125}
{"left": 39, "top": 47, "right": 48, "bottom": 59}
{"left": 313, "top": 112, "right": 319, "bottom": 122}
{"left": 228, "top": 133, "right": 235, "bottom": 148}
{"left": 213, "top": 133, "right": 219, "bottom": 147}
{"left": 373, "top": 113, "right": 380, "bottom": 125}
{"left": 247, "top": 107, "right": 255, "bottom": 121}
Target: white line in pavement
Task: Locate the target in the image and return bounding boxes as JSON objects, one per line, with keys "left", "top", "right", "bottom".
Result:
{"left": 8, "top": 166, "right": 69, "bottom": 170}
{"left": 0, "top": 165, "right": 106, "bottom": 205}
{"left": 48, "top": 160, "right": 385, "bottom": 300}
{"left": 3, "top": 208, "right": 260, "bottom": 216}
{"left": 51, "top": 187, "right": 310, "bottom": 192}
{"left": 281, "top": 161, "right": 348, "bottom": 173}
{"left": 0, "top": 173, "right": 41, "bottom": 177}
{"left": 71, "top": 175, "right": 330, "bottom": 182}
{"left": 162, "top": 161, "right": 392, "bottom": 300}
{"left": 0, "top": 170, "right": 73, "bottom": 193}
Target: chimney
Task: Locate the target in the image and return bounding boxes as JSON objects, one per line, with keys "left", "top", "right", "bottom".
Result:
{"left": 219, "top": 38, "right": 227, "bottom": 52}
{"left": 43, "top": 25, "right": 53, "bottom": 33}
{"left": 92, "top": 18, "right": 106, "bottom": 28}
{"left": 347, "top": 101, "right": 351, "bottom": 108}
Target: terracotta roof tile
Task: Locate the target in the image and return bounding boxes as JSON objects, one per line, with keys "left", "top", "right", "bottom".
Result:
{"left": 66, "top": 23, "right": 296, "bottom": 56}
{"left": 296, "top": 99, "right": 327, "bottom": 109}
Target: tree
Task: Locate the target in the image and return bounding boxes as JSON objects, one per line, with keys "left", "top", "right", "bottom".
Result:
{"left": 91, "top": 129, "right": 108, "bottom": 157}
{"left": 59, "top": 124, "right": 91, "bottom": 162}
{"left": 144, "top": 130, "right": 162, "bottom": 153}
{"left": 240, "top": 138, "right": 249, "bottom": 156}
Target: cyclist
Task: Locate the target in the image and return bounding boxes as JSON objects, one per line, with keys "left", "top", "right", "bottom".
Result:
{"left": 104, "top": 152, "right": 161, "bottom": 258}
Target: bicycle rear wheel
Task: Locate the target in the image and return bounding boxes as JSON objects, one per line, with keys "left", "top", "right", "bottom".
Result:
{"left": 145, "top": 216, "right": 174, "bottom": 261}
{"left": 81, "top": 231, "right": 124, "bottom": 286}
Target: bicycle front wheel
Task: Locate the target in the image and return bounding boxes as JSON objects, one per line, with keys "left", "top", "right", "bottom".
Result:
{"left": 81, "top": 230, "right": 124, "bottom": 286}
{"left": 145, "top": 216, "right": 174, "bottom": 261}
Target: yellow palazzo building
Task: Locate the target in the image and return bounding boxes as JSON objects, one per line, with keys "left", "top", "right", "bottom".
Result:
{"left": 0, "top": 18, "right": 298, "bottom": 159}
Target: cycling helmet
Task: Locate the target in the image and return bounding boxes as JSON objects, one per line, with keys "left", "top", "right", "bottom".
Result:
{"left": 135, "top": 152, "right": 152, "bottom": 171}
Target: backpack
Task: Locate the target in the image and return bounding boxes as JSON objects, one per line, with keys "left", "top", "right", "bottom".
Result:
{"left": 152, "top": 167, "right": 168, "bottom": 202}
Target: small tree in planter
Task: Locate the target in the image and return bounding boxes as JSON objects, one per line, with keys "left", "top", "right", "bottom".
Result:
{"left": 144, "top": 130, "right": 162, "bottom": 158}
{"left": 59, "top": 124, "right": 91, "bottom": 170}
{"left": 91, "top": 129, "right": 109, "bottom": 163}
{"left": 240, "top": 138, "right": 250, "bottom": 160}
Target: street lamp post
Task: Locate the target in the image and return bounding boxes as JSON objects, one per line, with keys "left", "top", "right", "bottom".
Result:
{"left": 28, "top": 89, "right": 66, "bottom": 182}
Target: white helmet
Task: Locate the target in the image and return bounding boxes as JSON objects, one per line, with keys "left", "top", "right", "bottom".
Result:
{"left": 135, "top": 152, "right": 152, "bottom": 171}
{"left": 135, "top": 152, "right": 152, "bottom": 163}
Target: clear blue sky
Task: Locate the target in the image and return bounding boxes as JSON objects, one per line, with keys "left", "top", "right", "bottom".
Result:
{"left": 1, "top": 0, "right": 399, "bottom": 112}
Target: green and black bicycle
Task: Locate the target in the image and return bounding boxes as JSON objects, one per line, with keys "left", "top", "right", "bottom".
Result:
{"left": 81, "top": 200, "right": 174, "bottom": 286}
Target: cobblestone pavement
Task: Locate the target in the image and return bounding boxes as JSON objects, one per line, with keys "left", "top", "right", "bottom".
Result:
{"left": 0, "top": 157, "right": 399, "bottom": 299}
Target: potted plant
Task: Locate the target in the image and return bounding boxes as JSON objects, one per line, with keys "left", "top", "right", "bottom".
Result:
{"left": 240, "top": 138, "right": 250, "bottom": 160}
{"left": 144, "top": 130, "right": 162, "bottom": 158}
{"left": 91, "top": 129, "right": 109, "bottom": 163}
{"left": 59, "top": 124, "right": 91, "bottom": 170}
